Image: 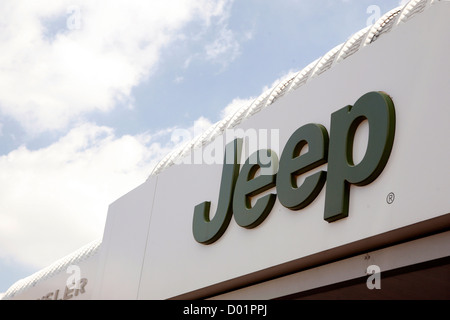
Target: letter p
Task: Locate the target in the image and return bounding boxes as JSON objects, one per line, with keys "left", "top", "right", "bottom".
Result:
{"left": 324, "top": 91, "right": 396, "bottom": 222}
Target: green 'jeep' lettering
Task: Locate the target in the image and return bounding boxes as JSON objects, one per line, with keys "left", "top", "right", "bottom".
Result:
{"left": 193, "top": 91, "right": 396, "bottom": 244}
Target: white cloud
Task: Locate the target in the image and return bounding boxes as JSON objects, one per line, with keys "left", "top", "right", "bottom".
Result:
{"left": 205, "top": 27, "right": 241, "bottom": 67}
{"left": 181, "top": 0, "right": 254, "bottom": 71}
{"left": 220, "top": 97, "right": 255, "bottom": 119}
{"left": 265, "top": 70, "right": 298, "bottom": 92}
{"left": 399, "top": 0, "right": 410, "bottom": 6}
{"left": 174, "top": 76, "right": 184, "bottom": 84}
{"left": 0, "top": 0, "right": 231, "bottom": 134}
{"left": 0, "top": 123, "right": 175, "bottom": 268}
{"left": 0, "top": 112, "right": 218, "bottom": 270}
{"left": 219, "top": 69, "right": 297, "bottom": 120}
{"left": 0, "top": 65, "right": 298, "bottom": 282}
{"left": 0, "top": 14, "right": 298, "bottom": 273}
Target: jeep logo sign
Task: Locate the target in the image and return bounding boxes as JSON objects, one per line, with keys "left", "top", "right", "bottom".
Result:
{"left": 193, "top": 91, "right": 396, "bottom": 244}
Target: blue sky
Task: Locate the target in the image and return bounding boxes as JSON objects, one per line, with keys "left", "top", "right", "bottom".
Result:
{"left": 0, "top": 0, "right": 405, "bottom": 295}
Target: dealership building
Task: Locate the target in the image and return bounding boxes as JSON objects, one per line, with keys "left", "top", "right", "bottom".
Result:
{"left": 2, "top": 0, "right": 449, "bottom": 300}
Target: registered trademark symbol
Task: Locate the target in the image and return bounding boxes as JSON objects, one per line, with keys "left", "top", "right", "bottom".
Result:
{"left": 386, "top": 192, "right": 395, "bottom": 204}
